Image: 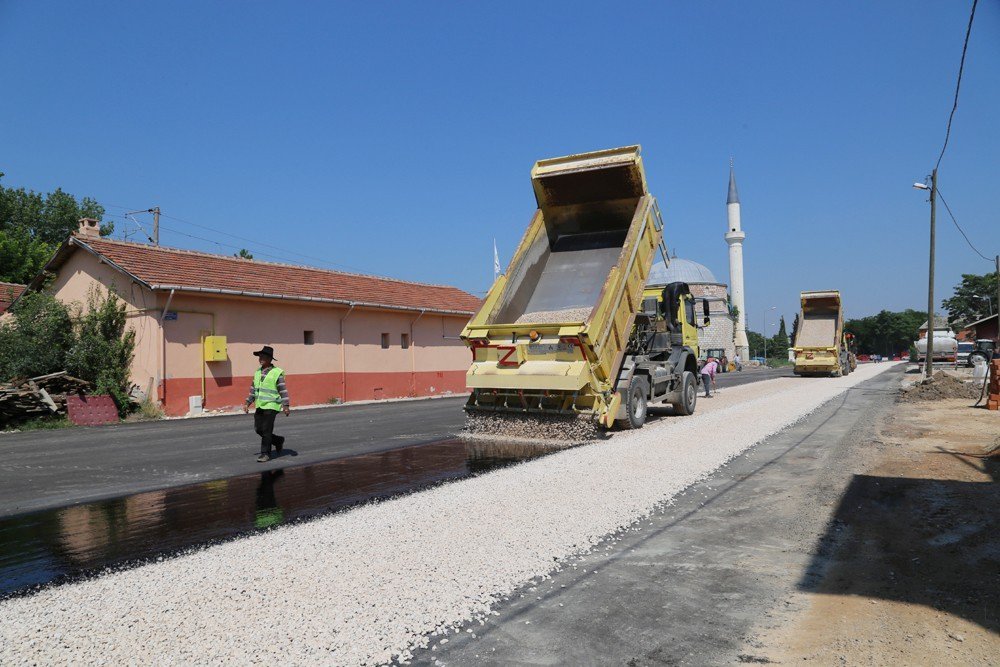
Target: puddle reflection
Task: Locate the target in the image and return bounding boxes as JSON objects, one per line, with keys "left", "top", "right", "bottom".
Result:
{"left": 0, "top": 438, "right": 545, "bottom": 597}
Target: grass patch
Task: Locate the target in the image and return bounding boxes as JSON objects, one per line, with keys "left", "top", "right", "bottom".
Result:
{"left": 11, "top": 415, "right": 74, "bottom": 431}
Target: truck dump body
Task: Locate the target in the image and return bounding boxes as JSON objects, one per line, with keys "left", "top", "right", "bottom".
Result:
{"left": 462, "top": 146, "right": 667, "bottom": 433}
{"left": 793, "top": 290, "right": 847, "bottom": 376}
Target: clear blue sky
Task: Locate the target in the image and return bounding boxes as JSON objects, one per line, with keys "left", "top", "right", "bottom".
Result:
{"left": 2, "top": 1, "right": 998, "bottom": 333}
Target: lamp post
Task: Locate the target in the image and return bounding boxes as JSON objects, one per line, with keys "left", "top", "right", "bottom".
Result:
{"left": 913, "top": 173, "right": 937, "bottom": 378}
{"left": 973, "top": 295, "right": 993, "bottom": 317}
{"left": 763, "top": 306, "right": 776, "bottom": 361}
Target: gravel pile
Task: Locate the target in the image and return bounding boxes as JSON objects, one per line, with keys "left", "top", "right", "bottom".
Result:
{"left": 463, "top": 411, "right": 602, "bottom": 444}
{"left": 900, "top": 371, "right": 981, "bottom": 402}
{"left": 514, "top": 307, "right": 591, "bottom": 324}
{"left": 0, "top": 363, "right": 898, "bottom": 666}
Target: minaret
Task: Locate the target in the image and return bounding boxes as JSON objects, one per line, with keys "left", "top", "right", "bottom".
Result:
{"left": 725, "top": 160, "right": 749, "bottom": 359}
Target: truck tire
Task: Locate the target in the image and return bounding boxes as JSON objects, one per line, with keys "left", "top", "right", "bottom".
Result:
{"left": 672, "top": 370, "right": 697, "bottom": 416}
{"left": 622, "top": 377, "right": 648, "bottom": 429}
{"left": 843, "top": 359, "right": 851, "bottom": 375}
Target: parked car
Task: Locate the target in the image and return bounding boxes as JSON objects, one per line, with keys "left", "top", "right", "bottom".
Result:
{"left": 856, "top": 354, "right": 870, "bottom": 362}
{"left": 957, "top": 342, "right": 975, "bottom": 366}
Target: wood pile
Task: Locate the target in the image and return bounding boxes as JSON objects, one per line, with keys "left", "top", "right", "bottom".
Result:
{"left": 0, "top": 372, "right": 92, "bottom": 425}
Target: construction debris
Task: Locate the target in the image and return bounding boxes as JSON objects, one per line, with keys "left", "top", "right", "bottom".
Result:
{"left": 899, "top": 372, "right": 981, "bottom": 402}
{"left": 0, "top": 372, "right": 92, "bottom": 426}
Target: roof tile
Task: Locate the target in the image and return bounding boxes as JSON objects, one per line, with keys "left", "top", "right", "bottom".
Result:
{"left": 76, "top": 237, "right": 481, "bottom": 315}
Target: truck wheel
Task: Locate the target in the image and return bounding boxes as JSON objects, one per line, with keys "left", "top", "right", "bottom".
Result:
{"left": 843, "top": 360, "right": 851, "bottom": 375}
{"left": 672, "top": 370, "right": 697, "bottom": 416}
{"left": 622, "top": 377, "right": 648, "bottom": 429}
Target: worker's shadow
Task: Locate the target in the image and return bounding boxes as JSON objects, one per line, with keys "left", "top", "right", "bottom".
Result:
{"left": 798, "top": 469, "right": 999, "bottom": 633}
{"left": 273, "top": 447, "right": 299, "bottom": 458}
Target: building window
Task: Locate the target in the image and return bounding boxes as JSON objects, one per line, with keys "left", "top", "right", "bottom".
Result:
{"left": 401, "top": 333, "right": 410, "bottom": 349}
{"left": 381, "top": 333, "right": 390, "bottom": 349}
{"left": 304, "top": 330, "right": 315, "bottom": 345}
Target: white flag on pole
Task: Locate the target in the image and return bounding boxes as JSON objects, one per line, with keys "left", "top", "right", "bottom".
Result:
{"left": 493, "top": 238, "right": 501, "bottom": 279}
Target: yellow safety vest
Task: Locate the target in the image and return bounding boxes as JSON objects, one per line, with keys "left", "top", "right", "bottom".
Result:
{"left": 253, "top": 366, "right": 284, "bottom": 411}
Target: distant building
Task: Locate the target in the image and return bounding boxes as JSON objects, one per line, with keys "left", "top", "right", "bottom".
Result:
{"left": 0, "top": 282, "right": 26, "bottom": 316}
{"left": 960, "top": 314, "right": 998, "bottom": 344}
{"left": 647, "top": 257, "right": 734, "bottom": 360}
{"left": 14, "top": 219, "right": 480, "bottom": 416}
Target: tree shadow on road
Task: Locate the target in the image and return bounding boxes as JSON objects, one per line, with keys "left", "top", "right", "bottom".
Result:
{"left": 798, "top": 464, "right": 999, "bottom": 633}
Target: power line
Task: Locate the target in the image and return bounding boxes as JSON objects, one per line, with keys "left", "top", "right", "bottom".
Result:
{"left": 936, "top": 0, "right": 978, "bottom": 171}
{"left": 102, "top": 205, "right": 373, "bottom": 274}
{"left": 934, "top": 189, "right": 994, "bottom": 263}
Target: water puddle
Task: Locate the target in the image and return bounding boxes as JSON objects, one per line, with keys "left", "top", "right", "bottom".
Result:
{"left": 0, "top": 438, "right": 549, "bottom": 597}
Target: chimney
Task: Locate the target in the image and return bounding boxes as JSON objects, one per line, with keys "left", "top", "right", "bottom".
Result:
{"left": 78, "top": 217, "right": 101, "bottom": 239}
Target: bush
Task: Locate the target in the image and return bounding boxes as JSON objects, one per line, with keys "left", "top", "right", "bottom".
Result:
{"left": 0, "top": 290, "right": 74, "bottom": 380}
{"left": 0, "top": 285, "right": 137, "bottom": 418}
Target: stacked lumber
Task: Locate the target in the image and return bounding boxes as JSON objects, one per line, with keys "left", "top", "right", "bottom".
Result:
{"left": 0, "top": 372, "right": 92, "bottom": 425}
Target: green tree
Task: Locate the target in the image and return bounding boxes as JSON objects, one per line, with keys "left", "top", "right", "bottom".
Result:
{"left": 0, "top": 173, "right": 110, "bottom": 283}
{"left": 844, "top": 309, "right": 927, "bottom": 355}
{"left": 941, "top": 272, "right": 998, "bottom": 326}
{"left": 0, "top": 290, "right": 75, "bottom": 380}
{"left": 65, "top": 287, "right": 137, "bottom": 413}
{"left": 234, "top": 248, "right": 254, "bottom": 260}
{"left": 768, "top": 316, "right": 790, "bottom": 360}
{"left": 746, "top": 329, "right": 766, "bottom": 359}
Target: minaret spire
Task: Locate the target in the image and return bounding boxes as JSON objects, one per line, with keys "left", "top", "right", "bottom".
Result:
{"left": 725, "top": 160, "right": 749, "bottom": 359}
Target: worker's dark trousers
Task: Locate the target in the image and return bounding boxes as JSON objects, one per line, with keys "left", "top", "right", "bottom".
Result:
{"left": 254, "top": 408, "right": 280, "bottom": 455}
{"left": 701, "top": 373, "right": 712, "bottom": 397}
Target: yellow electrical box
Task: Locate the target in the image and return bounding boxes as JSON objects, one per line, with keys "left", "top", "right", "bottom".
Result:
{"left": 204, "top": 335, "right": 228, "bottom": 362}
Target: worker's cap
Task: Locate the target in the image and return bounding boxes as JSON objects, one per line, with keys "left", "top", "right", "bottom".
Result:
{"left": 253, "top": 345, "right": 276, "bottom": 360}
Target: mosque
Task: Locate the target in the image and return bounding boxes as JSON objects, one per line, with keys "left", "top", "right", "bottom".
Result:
{"left": 647, "top": 163, "right": 749, "bottom": 361}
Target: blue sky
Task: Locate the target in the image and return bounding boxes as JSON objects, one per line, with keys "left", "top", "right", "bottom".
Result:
{"left": 2, "top": 1, "right": 997, "bottom": 333}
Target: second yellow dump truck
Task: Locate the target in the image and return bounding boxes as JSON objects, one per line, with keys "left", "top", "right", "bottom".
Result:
{"left": 461, "top": 146, "right": 710, "bottom": 437}
{"left": 792, "top": 290, "right": 856, "bottom": 377}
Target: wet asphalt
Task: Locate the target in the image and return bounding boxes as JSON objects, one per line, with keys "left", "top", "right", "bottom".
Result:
{"left": 0, "top": 367, "right": 794, "bottom": 520}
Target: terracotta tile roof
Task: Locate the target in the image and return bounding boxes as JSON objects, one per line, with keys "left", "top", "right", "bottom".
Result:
{"left": 72, "top": 236, "right": 482, "bottom": 315}
{"left": 0, "top": 282, "right": 26, "bottom": 315}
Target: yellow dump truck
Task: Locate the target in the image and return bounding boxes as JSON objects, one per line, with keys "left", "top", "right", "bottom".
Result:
{"left": 792, "top": 290, "right": 854, "bottom": 377}
{"left": 461, "top": 146, "right": 708, "bottom": 434}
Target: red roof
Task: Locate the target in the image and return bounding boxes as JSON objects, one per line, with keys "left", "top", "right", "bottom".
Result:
{"left": 0, "top": 282, "right": 26, "bottom": 315}
{"left": 68, "top": 236, "right": 481, "bottom": 315}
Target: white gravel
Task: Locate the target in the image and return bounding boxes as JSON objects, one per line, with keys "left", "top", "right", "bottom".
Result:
{"left": 0, "top": 363, "right": 900, "bottom": 666}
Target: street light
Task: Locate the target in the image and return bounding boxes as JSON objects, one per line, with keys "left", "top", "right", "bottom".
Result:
{"left": 763, "top": 306, "right": 776, "bottom": 361}
{"left": 913, "top": 172, "right": 937, "bottom": 378}
{"left": 973, "top": 295, "right": 993, "bottom": 317}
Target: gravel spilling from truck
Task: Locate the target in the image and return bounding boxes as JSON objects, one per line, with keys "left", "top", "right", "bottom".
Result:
{"left": 462, "top": 411, "right": 603, "bottom": 444}
{"left": 0, "top": 363, "right": 899, "bottom": 666}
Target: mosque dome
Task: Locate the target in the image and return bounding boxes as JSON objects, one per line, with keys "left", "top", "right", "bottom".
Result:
{"left": 647, "top": 258, "right": 720, "bottom": 286}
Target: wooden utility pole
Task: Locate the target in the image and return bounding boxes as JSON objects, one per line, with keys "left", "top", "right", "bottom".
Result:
{"left": 153, "top": 207, "right": 161, "bottom": 246}
{"left": 925, "top": 169, "right": 937, "bottom": 378}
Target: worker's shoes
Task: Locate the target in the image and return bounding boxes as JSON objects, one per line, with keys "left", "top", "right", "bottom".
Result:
{"left": 274, "top": 436, "right": 285, "bottom": 455}
{"left": 256, "top": 453, "right": 270, "bottom": 463}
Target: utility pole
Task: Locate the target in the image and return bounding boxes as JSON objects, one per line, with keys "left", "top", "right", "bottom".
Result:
{"left": 925, "top": 169, "right": 937, "bottom": 379}
{"left": 995, "top": 254, "right": 999, "bottom": 330}
{"left": 153, "top": 207, "right": 160, "bottom": 246}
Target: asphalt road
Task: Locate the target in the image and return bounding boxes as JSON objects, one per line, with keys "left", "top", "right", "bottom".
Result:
{"left": 0, "top": 367, "right": 797, "bottom": 519}
{"left": 420, "top": 365, "right": 905, "bottom": 665}
{"left": 0, "top": 397, "right": 468, "bottom": 518}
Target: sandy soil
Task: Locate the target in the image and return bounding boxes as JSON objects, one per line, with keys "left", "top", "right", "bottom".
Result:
{"left": 752, "top": 397, "right": 999, "bottom": 665}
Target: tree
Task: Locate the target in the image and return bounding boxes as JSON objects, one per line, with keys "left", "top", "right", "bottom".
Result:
{"left": 0, "top": 290, "right": 75, "bottom": 380}
{"left": 941, "top": 272, "right": 998, "bottom": 326}
{"left": 768, "top": 316, "right": 790, "bottom": 360}
{"left": 65, "top": 287, "right": 136, "bottom": 413}
{"left": 746, "top": 330, "right": 766, "bottom": 359}
{"left": 234, "top": 248, "right": 254, "bottom": 260}
{"left": 844, "top": 309, "right": 927, "bottom": 355}
{"left": 0, "top": 173, "right": 111, "bottom": 283}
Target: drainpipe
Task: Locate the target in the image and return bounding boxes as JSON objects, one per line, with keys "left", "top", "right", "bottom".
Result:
{"left": 158, "top": 289, "right": 176, "bottom": 407}
{"left": 410, "top": 309, "right": 426, "bottom": 395}
{"left": 339, "top": 303, "right": 356, "bottom": 402}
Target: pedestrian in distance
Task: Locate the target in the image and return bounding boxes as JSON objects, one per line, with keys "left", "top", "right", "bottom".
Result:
{"left": 734, "top": 353, "right": 743, "bottom": 372}
{"left": 700, "top": 357, "right": 719, "bottom": 398}
{"left": 243, "top": 345, "right": 291, "bottom": 462}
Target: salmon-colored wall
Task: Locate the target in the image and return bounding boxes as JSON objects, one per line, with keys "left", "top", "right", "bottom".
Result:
{"left": 48, "top": 250, "right": 475, "bottom": 416}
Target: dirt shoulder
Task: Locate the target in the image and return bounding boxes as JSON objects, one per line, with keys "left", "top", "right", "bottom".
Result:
{"left": 752, "top": 397, "right": 999, "bottom": 665}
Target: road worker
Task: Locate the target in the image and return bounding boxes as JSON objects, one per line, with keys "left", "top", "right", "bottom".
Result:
{"left": 243, "top": 345, "right": 291, "bottom": 462}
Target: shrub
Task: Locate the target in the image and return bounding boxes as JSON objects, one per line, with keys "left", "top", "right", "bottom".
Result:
{"left": 0, "top": 290, "right": 74, "bottom": 380}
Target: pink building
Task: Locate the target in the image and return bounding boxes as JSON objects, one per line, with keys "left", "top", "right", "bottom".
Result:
{"left": 21, "top": 220, "right": 480, "bottom": 415}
